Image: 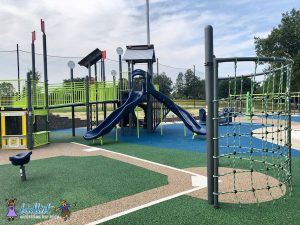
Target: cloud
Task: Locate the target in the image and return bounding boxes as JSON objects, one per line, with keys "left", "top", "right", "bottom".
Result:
{"left": 0, "top": 0, "right": 299, "bottom": 82}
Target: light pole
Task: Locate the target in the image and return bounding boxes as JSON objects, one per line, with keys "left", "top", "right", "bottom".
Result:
{"left": 116, "top": 47, "right": 124, "bottom": 92}
{"left": 68, "top": 60, "right": 76, "bottom": 136}
{"left": 116, "top": 47, "right": 124, "bottom": 133}
{"left": 111, "top": 70, "right": 117, "bottom": 85}
{"left": 17, "top": 44, "right": 20, "bottom": 95}
{"left": 193, "top": 65, "right": 196, "bottom": 108}
{"left": 146, "top": 0, "right": 150, "bottom": 45}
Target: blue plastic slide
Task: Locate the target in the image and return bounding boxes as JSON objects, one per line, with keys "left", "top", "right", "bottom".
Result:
{"left": 83, "top": 89, "right": 145, "bottom": 140}
{"left": 148, "top": 83, "right": 206, "bottom": 135}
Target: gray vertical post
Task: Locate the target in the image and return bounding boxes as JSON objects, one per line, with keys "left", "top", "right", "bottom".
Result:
{"left": 287, "top": 66, "right": 292, "bottom": 184}
{"left": 127, "top": 63, "right": 132, "bottom": 130}
{"left": 88, "top": 64, "right": 92, "bottom": 80}
{"left": 118, "top": 53, "right": 124, "bottom": 134}
{"left": 157, "top": 58, "right": 159, "bottom": 76}
{"left": 157, "top": 57, "right": 159, "bottom": 125}
{"left": 20, "top": 165, "right": 26, "bottom": 181}
{"left": 88, "top": 64, "right": 92, "bottom": 128}
{"left": 27, "top": 73, "right": 33, "bottom": 150}
{"left": 17, "top": 44, "right": 20, "bottom": 95}
{"left": 95, "top": 63, "right": 99, "bottom": 125}
{"left": 42, "top": 25, "right": 48, "bottom": 109}
{"left": 31, "top": 39, "right": 36, "bottom": 105}
{"left": 147, "top": 61, "right": 153, "bottom": 132}
{"left": 119, "top": 54, "right": 123, "bottom": 98}
{"left": 213, "top": 58, "right": 219, "bottom": 208}
{"left": 102, "top": 59, "right": 106, "bottom": 82}
{"left": 204, "top": 25, "right": 214, "bottom": 205}
{"left": 31, "top": 34, "right": 37, "bottom": 133}
{"left": 102, "top": 59, "right": 107, "bottom": 119}
{"left": 100, "top": 59, "right": 104, "bottom": 116}
{"left": 100, "top": 60, "right": 103, "bottom": 81}
{"left": 193, "top": 65, "right": 196, "bottom": 108}
{"left": 41, "top": 20, "right": 49, "bottom": 141}
{"left": 156, "top": 57, "right": 159, "bottom": 125}
{"left": 31, "top": 42, "right": 36, "bottom": 81}
{"left": 86, "top": 76, "right": 90, "bottom": 131}
{"left": 129, "top": 62, "right": 133, "bottom": 130}
{"left": 70, "top": 68, "right": 75, "bottom": 136}
{"left": 146, "top": 0, "right": 150, "bottom": 45}
{"left": 128, "top": 62, "right": 131, "bottom": 89}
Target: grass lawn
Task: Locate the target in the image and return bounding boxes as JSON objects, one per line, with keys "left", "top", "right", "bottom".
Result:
{"left": 0, "top": 156, "right": 167, "bottom": 225}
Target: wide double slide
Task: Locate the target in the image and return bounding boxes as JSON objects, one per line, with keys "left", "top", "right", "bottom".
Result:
{"left": 148, "top": 83, "right": 206, "bottom": 135}
{"left": 84, "top": 82, "right": 206, "bottom": 140}
{"left": 83, "top": 89, "right": 145, "bottom": 140}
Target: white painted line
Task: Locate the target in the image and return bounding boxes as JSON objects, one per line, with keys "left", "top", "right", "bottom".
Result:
{"left": 291, "top": 115, "right": 300, "bottom": 117}
{"left": 72, "top": 142, "right": 207, "bottom": 224}
{"left": 83, "top": 147, "right": 102, "bottom": 152}
{"left": 292, "top": 130, "right": 300, "bottom": 141}
{"left": 71, "top": 142, "right": 205, "bottom": 178}
{"left": 191, "top": 175, "right": 207, "bottom": 187}
{"left": 85, "top": 186, "right": 203, "bottom": 225}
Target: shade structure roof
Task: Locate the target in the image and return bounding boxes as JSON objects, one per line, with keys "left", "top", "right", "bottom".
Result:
{"left": 78, "top": 48, "right": 102, "bottom": 68}
{"left": 123, "top": 45, "right": 156, "bottom": 63}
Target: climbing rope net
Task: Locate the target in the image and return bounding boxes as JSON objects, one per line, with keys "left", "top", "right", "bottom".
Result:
{"left": 215, "top": 57, "right": 293, "bottom": 205}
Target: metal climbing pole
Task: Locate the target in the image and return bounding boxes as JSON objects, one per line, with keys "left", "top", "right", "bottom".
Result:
{"left": 204, "top": 25, "right": 214, "bottom": 205}
{"left": 213, "top": 56, "right": 219, "bottom": 208}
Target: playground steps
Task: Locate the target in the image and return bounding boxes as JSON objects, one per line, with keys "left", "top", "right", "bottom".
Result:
{"left": 36, "top": 114, "right": 86, "bottom": 131}
{"left": 152, "top": 98, "right": 170, "bottom": 131}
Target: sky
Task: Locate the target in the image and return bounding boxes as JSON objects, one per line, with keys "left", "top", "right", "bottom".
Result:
{"left": 0, "top": 0, "right": 299, "bottom": 83}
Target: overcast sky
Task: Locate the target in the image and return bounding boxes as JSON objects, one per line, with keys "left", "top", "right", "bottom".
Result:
{"left": 0, "top": 0, "right": 299, "bottom": 83}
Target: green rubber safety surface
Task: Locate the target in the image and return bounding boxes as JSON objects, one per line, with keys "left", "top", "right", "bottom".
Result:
{"left": 0, "top": 156, "right": 167, "bottom": 225}
{"left": 48, "top": 132, "right": 299, "bottom": 225}
{"left": 103, "top": 157, "right": 300, "bottom": 225}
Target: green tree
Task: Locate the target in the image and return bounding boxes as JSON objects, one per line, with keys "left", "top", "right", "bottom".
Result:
{"left": 174, "top": 72, "right": 185, "bottom": 98}
{"left": 63, "top": 77, "right": 85, "bottom": 83}
{"left": 218, "top": 77, "right": 256, "bottom": 99}
{"left": 254, "top": 8, "right": 300, "bottom": 92}
{"left": 153, "top": 72, "right": 173, "bottom": 96}
{"left": 183, "top": 69, "right": 196, "bottom": 98}
{"left": 0, "top": 82, "right": 15, "bottom": 97}
{"left": 195, "top": 79, "right": 206, "bottom": 99}
{"left": 0, "top": 82, "right": 15, "bottom": 106}
{"left": 27, "top": 70, "right": 41, "bottom": 81}
{"left": 173, "top": 70, "right": 205, "bottom": 99}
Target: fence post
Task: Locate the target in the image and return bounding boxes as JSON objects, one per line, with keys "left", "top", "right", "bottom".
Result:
{"left": 204, "top": 25, "right": 214, "bottom": 205}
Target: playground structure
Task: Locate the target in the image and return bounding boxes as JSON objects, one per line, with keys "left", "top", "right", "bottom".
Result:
{"left": 204, "top": 25, "right": 293, "bottom": 207}
{"left": 0, "top": 21, "right": 121, "bottom": 150}
{"left": 84, "top": 68, "right": 206, "bottom": 140}
{"left": 0, "top": 19, "right": 295, "bottom": 212}
{"left": 0, "top": 22, "right": 204, "bottom": 150}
